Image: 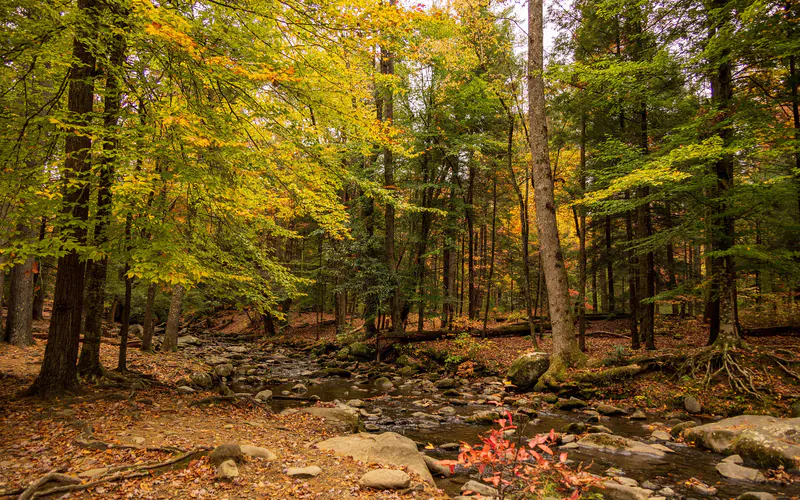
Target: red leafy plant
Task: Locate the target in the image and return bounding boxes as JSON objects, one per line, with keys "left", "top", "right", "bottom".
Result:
{"left": 438, "top": 411, "right": 599, "bottom": 499}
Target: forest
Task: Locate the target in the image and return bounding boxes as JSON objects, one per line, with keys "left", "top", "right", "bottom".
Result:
{"left": 1, "top": 0, "right": 800, "bottom": 498}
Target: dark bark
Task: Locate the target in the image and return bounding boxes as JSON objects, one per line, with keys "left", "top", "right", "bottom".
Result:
{"left": 141, "top": 282, "right": 156, "bottom": 351}
{"left": 482, "top": 175, "right": 498, "bottom": 334}
{"left": 7, "top": 241, "right": 35, "bottom": 347}
{"left": 28, "top": 0, "right": 99, "bottom": 397}
{"left": 31, "top": 218, "right": 48, "bottom": 321}
{"left": 78, "top": 20, "right": 126, "bottom": 375}
{"left": 161, "top": 284, "right": 184, "bottom": 351}
{"left": 626, "top": 191, "right": 640, "bottom": 350}
{"left": 605, "top": 216, "right": 615, "bottom": 313}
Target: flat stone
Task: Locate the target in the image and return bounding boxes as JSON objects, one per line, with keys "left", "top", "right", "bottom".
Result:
{"left": 630, "top": 410, "right": 647, "bottom": 420}
{"left": 651, "top": 430, "right": 672, "bottom": 441}
{"left": 240, "top": 445, "right": 276, "bottom": 460}
{"left": 716, "top": 462, "right": 765, "bottom": 482}
{"left": 359, "top": 469, "right": 411, "bottom": 490}
{"left": 684, "top": 414, "right": 800, "bottom": 467}
{"left": 287, "top": 465, "right": 322, "bottom": 478}
{"left": 422, "top": 454, "right": 452, "bottom": 477}
{"left": 556, "top": 397, "right": 587, "bottom": 410}
{"left": 316, "top": 432, "right": 433, "bottom": 484}
{"left": 596, "top": 403, "right": 626, "bottom": 416}
{"left": 737, "top": 493, "right": 777, "bottom": 500}
{"left": 299, "top": 405, "right": 361, "bottom": 433}
{"left": 78, "top": 468, "right": 109, "bottom": 479}
{"left": 577, "top": 433, "right": 665, "bottom": 458}
{"left": 722, "top": 454, "right": 743, "bottom": 464}
{"left": 216, "top": 459, "right": 239, "bottom": 479}
{"left": 461, "top": 479, "right": 498, "bottom": 497}
{"left": 206, "top": 355, "right": 229, "bottom": 365}
{"left": 669, "top": 420, "right": 698, "bottom": 437}
{"left": 591, "top": 480, "right": 650, "bottom": 500}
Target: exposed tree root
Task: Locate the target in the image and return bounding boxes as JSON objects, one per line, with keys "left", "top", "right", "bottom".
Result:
{"left": 14, "top": 447, "right": 211, "bottom": 499}
{"left": 680, "top": 344, "right": 762, "bottom": 399}
{"left": 768, "top": 354, "right": 800, "bottom": 382}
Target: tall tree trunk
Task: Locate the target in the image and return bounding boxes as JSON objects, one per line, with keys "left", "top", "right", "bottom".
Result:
{"left": 78, "top": 22, "right": 126, "bottom": 376}
{"left": 118, "top": 263, "right": 131, "bottom": 370}
{"left": 7, "top": 235, "right": 35, "bottom": 347}
{"left": 466, "top": 164, "right": 477, "bottom": 320}
{"left": 626, "top": 192, "right": 640, "bottom": 349}
{"left": 605, "top": 216, "right": 615, "bottom": 313}
{"left": 575, "top": 112, "right": 587, "bottom": 351}
{"left": 665, "top": 202, "right": 679, "bottom": 314}
{"left": 31, "top": 218, "right": 48, "bottom": 321}
{"left": 709, "top": 0, "right": 739, "bottom": 347}
{"left": 530, "top": 0, "right": 580, "bottom": 385}
{"left": 637, "top": 100, "right": 656, "bottom": 350}
{"left": 161, "top": 284, "right": 184, "bottom": 352}
{"left": 141, "top": 282, "right": 156, "bottom": 352}
{"left": 442, "top": 158, "right": 459, "bottom": 329}
{"left": 29, "top": 0, "right": 98, "bottom": 397}
{"left": 483, "top": 175, "right": 498, "bottom": 334}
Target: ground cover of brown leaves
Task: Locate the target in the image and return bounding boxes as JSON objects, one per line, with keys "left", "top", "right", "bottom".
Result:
{"left": 0, "top": 338, "right": 448, "bottom": 500}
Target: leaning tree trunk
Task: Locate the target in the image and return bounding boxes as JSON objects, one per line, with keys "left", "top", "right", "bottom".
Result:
{"left": 161, "top": 284, "right": 184, "bottom": 352}
{"left": 28, "top": 0, "right": 99, "bottom": 397}
{"left": 529, "top": 0, "right": 581, "bottom": 387}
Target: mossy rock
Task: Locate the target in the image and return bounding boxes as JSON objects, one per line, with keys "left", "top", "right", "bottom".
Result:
{"left": 506, "top": 352, "right": 550, "bottom": 391}
{"left": 348, "top": 342, "right": 375, "bottom": 361}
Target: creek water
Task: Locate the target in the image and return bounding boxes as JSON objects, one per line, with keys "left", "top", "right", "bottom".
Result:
{"left": 192, "top": 334, "right": 800, "bottom": 499}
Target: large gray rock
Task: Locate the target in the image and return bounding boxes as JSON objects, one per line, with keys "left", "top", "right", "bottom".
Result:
{"left": 316, "top": 432, "right": 434, "bottom": 484}
{"left": 214, "top": 363, "right": 234, "bottom": 377}
{"left": 684, "top": 395, "right": 702, "bottom": 414}
{"left": 216, "top": 459, "right": 239, "bottom": 479}
{"left": 506, "top": 352, "right": 550, "bottom": 390}
{"left": 298, "top": 405, "right": 361, "bottom": 432}
{"left": 209, "top": 444, "right": 242, "bottom": 466}
{"left": 240, "top": 445, "right": 276, "bottom": 460}
{"left": 287, "top": 465, "right": 322, "bottom": 478}
{"left": 359, "top": 469, "right": 411, "bottom": 490}
{"left": 577, "top": 433, "right": 665, "bottom": 458}
{"left": 596, "top": 403, "right": 627, "bottom": 416}
{"left": 177, "top": 335, "right": 202, "bottom": 346}
{"left": 190, "top": 372, "right": 213, "bottom": 388}
{"left": 591, "top": 480, "right": 651, "bottom": 500}
{"left": 737, "top": 493, "right": 777, "bottom": 500}
{"left": 461, "top": 480, "right": 498, "bottom": 497}
{"left": 715, "top": 462, "right": 765, "bottom": 482}
{"left": 422, "top": 454, "right": 452, "bottom": 477}
{"left": 255, "top": 390, "right": 273, "bottom": 402}
{"left": 683, "top": 415, "right": 800, "bottom": 467}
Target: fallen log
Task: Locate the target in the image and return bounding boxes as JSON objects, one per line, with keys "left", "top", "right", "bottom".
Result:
{"left": 742, "top": 326, "right": 800, "bottom": 337}
{"left": 383, "top": 322, "right": 549, "bottom": 343}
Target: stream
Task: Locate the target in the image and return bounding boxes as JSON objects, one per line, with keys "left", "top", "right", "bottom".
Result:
{"left": 177, "top": 331, "right": 800, "bottom": 499}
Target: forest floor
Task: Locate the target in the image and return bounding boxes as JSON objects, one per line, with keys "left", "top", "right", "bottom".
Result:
{"left": 282, "top": 310, "right": 800, "bottom": 417}
{"left": 0, "top": 323, "right": 447, "bottom": 499}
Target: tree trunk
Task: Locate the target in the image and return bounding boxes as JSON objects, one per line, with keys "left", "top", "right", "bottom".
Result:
{"left": 529, "top": 0, "right": 580, "bottom": 385}
{"left": 78, "top": 22, "right": 126, "bottom": 375}
{"left": 28, "top": 0, "right": 98, "bottom": 397}
{"left": 7, "top": 247, "right": 35, "bottom": 347}
{"left": 141, "top": 282, "right": 156, "bottom": 352}
{"left": 466, "top": 163, "right": 477, "bottom": 320}
{"left": 576, "top": 112, "right": 587, "bottom": 351}
{"left": 605, "top": 216, "right": 615, "bottom": 313}
{"left": 31, "top": 217, "right": 48, "bottom": 321}
{"left": 483, "top": 175, "right": 498, "bottom": 334}
{"left": 161, "top": 284, "right": 184, "bottom": 352}
{"left": 709, "top": 0, "right": 739, "bottom": 347}
{"left": 118, "top": 262, "right": 131, "bottom": 370}
{"left": 626, "top": 192, "right": 640, "bottom": 349}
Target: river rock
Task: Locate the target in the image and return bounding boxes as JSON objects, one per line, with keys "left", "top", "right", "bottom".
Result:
{"left": 298, "top": 404, "right": 362, "bottom": 432}
{"left": 240, "top": 445, "right": 276, "bottom": 460}
{"left": 466, "top": 410, "right": 500, "bottom": 424}
{"left": 374, "top": 377, "right": 393, "bottom": 391}
{"left": 684, "top": 395, "right": 702, "bottom": 414}
{"left": 683, "top": 414, "right": 800, "bottom": 467}
{"left": 651, "top": 430, "right": 672, "bottom": 441}
{"left": 506, "top": 352, "right": 550, "bottom": 390}
{"left": 287, "top": 465, "right": 322, "bottom": 478}
{"left": 597, "top": 403, "right": 626, "bottom": 416}
{"left": 209, "top": 444, "right": 242, "bottom": 466}
{"left": 689, "top": 479, "right": 717, "bottom": 495}
{"left": 722, "top": 454, "right": 743, "bottom": 464}
{"left": 630, "top": 410, "right": 647, "bottom": 420}
{"left": 716, "top": 462, "right": 765, "bottom": 482}
{"left": 577, "top": 433, "right": 666, "bottom": 458}
{"left": 216, "top": 459, "right": 239, "bottom": 479}
{"left": 206, "top": 355, "right": 229, "bottom": 365}
{"left": 737, "top": 493, "right": 777, "bottom": 500}
{"left": 291, "top": 383, "right": 307, "bottom": 393}
{"left": 435, "top": 378, "right": 457, "bottom": 389}
{"left": 422, "top": 454, "right": 452, "bottom": 477}
{"left": 190, "top": 372, "right": 213, "bottom": 388}
{"left": 461, "top": 479, "right": 498, "bottom": 497}
{"left": 669, "top": 420, "right": 698, "bottom": 437}
{"left": 214, "top": 363, "right": 233, "bottom": 377}
{"left": 316, "top": 432, "right": 434, "bottom": 484}
{"left": 359, "top": 469, "right": 411, "bottom": 490}
{"left": 348, "top": 342, "right": 375, "bottom": 361}
{"left": 591, "top": 479, "right": 651, "bottom": 500}
{"left": 556, "top": 397, "right": 587, "bottom": 410}
{"left": 177, "top": 385, "right": 195, "bottom": 394}
{"left": 255, "top": 390, "right": 273, "bottom": 402}
{"left": 177, "top": 335, "right": 202, "bottom": 346}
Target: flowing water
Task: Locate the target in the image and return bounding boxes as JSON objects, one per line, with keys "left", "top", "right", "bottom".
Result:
{"left": 189, "top": 333, "right": 800, "bottom": 499}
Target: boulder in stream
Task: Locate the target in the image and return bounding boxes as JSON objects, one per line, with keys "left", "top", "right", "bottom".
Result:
{"left": 316, "top": 432, "right": 434, "bottom": 484}
{"left": 506, "top": 352, "right": 550, "bottom": 390}
{"left": 359, "top": 469, "right": 411, "bottom": 490}
{"left": 297, "top": 404, "right": 362, "bottom": 432}
{"left": 576, "top": 433, "right": 666, "bottom": 458}
{"left": 683, "top": 414, "right": 800, "bottom": 467}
